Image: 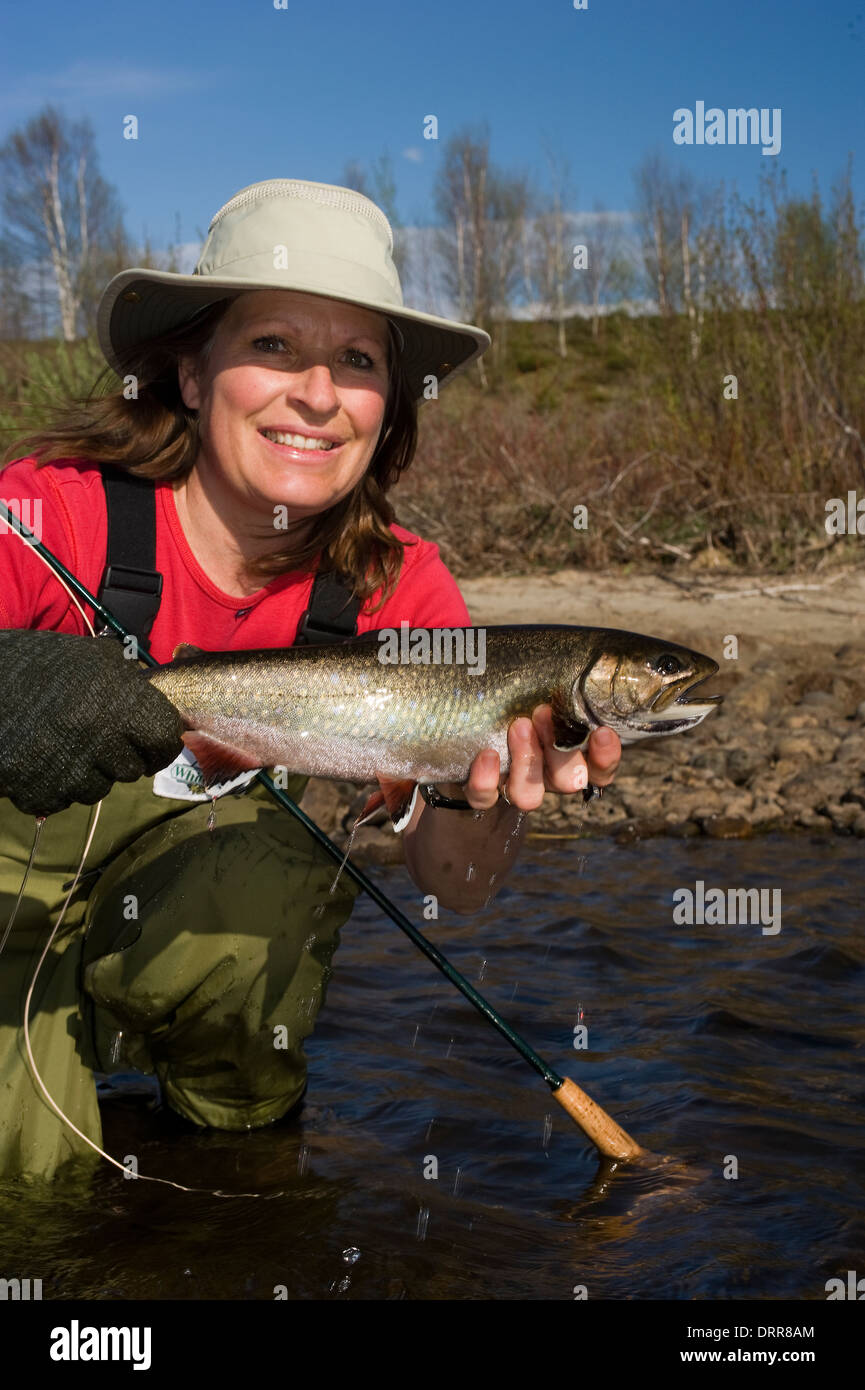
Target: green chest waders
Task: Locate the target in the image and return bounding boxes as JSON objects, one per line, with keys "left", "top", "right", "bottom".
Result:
{"left": 0, "top": 467, "right": 362, "bottom": 1179}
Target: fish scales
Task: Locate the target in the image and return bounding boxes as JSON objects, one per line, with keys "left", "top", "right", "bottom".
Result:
{"left": 147, "top": 626, "right": 721, "bottom": 786}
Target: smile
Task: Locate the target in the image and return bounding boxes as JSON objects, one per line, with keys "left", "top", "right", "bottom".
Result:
{"left": 260, "top": 429, "right": 339, "bottom": 452}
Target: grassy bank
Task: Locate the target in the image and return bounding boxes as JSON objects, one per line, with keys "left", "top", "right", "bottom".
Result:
{"left": 1, "top": 306, "right": 863, "bottom": 577}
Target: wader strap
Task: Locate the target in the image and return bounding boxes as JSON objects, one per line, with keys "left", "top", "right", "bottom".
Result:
{"left": 295, "top": 569, "right": 361, "bottom": 644}
{"left": 97, "top": 466, "right": 163, "bottom": 650}
{"left": 97, "top": 465, "right": 359, "bottom": 648}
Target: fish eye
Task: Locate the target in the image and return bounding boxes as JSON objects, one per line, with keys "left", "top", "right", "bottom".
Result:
{"left": 653, "top": 653, "right": 684, "bottom": 676}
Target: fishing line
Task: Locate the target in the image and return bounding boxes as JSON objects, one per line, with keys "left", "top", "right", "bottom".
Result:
{"left": 3, "top": 513, "right": 283, "bottom": 1197}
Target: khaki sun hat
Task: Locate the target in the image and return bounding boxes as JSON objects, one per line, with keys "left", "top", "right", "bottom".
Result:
{"left": 97, "top": 178, "right": 490, "bottom": 402}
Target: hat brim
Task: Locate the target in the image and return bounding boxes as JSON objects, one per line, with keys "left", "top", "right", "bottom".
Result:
{"left": 97, "top": 269, "right": 490, "bottom": 402}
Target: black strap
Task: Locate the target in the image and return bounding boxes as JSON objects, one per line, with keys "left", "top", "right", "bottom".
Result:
{"left": 295, "top": 568, "right": 361, "bottom": 644}
{"left": 97, "top": 465, "right": 360, "bottom": 649}
{"left": 97, "top": 466, "right": 163, "bottom": 650}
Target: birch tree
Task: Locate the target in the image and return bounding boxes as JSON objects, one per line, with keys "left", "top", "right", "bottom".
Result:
{"left": 0, "top": 106, "right": 127, "bottom": 340}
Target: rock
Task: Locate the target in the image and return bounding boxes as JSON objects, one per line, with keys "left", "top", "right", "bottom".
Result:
{"left": 834, "top": 641, "right": 865, "bottom": 666}
{"left": 724, "top": 673, "right": 789, "bottom": 721}
{"left": 299, "top": 777, "right": 357, "bottom": 833}
{"left": 614, "top": 817, "right": 668, "bottom": 843}
{"left": 822, "top": 801, "right": 862, "bottom": 833}
{"left": 691, "top": 749, "right": 729, "bottom": 778}
{"left": 799, "top": 690, "right": 837, "bottom": 708}
{"left": 349, "top": 826, "right": 405, "bottom": 866}
{"left": 780, "top": 766, "right": 851, "bottom": 808}
{"left": 779, "top": 711, "right": 820, "bottom": 730}
{"left": 750, "top": 799, "right": 788, "bottom": 827}
{"left": 773, "top": 730, "right": 841, "bottom": 761}
{"left": 726, "top": 745, "right": 765, "bottom": 785}
{"left": 667, "top": 820, "right": 701, "bottom": 837}
{"left": 700, "top": 815, "right": 754, "bottom": 838}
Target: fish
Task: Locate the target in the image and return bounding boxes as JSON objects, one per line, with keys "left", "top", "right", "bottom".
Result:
{"left": 146, "top": 626, "right": 722, "bottom": 829}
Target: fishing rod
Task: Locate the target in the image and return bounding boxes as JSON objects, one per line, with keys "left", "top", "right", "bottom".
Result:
{"left": 0, "top": 498, "right": 643, "bottom": 1161}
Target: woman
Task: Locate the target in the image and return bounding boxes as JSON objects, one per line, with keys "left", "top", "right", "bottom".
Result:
{"left": 0, "top": 179, "right": 621, "bottom": 1179}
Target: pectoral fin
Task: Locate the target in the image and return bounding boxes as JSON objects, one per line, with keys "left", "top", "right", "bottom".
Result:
{"left": 356, "top": 775, "right": 419, "bottom": 833}
{"left": 181, "top": 731, "right": 262, "bottom": 787}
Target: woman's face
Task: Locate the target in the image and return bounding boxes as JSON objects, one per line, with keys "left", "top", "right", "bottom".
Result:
{"left": 178, "top": 288, "right": 391, "bottom": 521}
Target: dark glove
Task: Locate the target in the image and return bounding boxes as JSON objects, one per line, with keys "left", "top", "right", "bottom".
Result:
{"left": 0, "top": 630, "right": 185, "bottom": 816}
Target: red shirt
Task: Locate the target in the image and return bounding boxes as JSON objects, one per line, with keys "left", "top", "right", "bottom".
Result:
{"left": 0, "top": 457, "right": 471, "bottom": 662}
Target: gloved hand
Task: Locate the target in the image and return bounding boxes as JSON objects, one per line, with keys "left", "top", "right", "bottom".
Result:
{"left": 0, "top": 630, "right": 185, "bottom": 816}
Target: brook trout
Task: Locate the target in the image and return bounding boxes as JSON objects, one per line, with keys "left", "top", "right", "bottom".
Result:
{"left": 147, "top": 626, "right": 721, "bottom": 827}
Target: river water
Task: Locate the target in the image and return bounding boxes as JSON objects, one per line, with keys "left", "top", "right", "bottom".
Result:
{"left": 1, "top": 832, "right": 862, "bottom": 1300}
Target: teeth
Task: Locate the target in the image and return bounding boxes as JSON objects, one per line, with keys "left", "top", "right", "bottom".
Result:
{"left": 262, "top": 429, "right": 336, "bottom": 451}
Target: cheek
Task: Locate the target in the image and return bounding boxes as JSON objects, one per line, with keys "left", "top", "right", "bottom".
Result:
{"left": 345, "top": 385, "right": 388, "bottom": 441}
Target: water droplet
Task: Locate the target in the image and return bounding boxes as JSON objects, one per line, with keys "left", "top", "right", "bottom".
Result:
{"left": 411, "top": 1024, "right": 420, "bottom": 1049}
{"left": 304, "top": 934, "right": 317, "bottom": 950}
{"left": 297, "top": 1144, "right": 310, "bottom": 1176}
{"left": 542, "top": 1113, "right": 553, "bottom": 1150}
{"left": 452, "top": 1166, "right": 462, "bottom": 1197}
{"left": 329, "top": 1275, "right": 352, "bottom": 1294}
{"left": 416, "top": 1206, "right": 430, "bottom": 1241}
{"left": 109, "top": 1030, "right": 123, "bottom": 1065}
{"left": 342, "top": 1247, "right": 361, "bottom": 1265}
{"left": 312, "top": 904, "right": 326, "bottom": 919}
{"left": 329, "top": 820, "right": 360, "bottom": 895}
{"left": 207, "top": 799, "right": 217, "bottom": 832}
{"left": 465, "top": 862, "right": 476, "bottom": 882}
{"left": 472, "top": 809, "right": 485, "bottom": 821}
{"left": 510, "top": 981, "right": 519, "bottom": 1000}
{"left": 445, "top": 1037, "right": 454, "bottom": 1058}
{"left": 477, "top": 958, "right": 487, "bottom": 983}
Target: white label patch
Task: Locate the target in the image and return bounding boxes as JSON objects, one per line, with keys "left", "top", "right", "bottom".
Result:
{"left": 152, "top": 746, "right": 259, "bottom": 801}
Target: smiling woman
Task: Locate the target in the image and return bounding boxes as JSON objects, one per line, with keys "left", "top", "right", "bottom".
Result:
{"left": 0, "top": 178, "right": 621, "bottom": 1180}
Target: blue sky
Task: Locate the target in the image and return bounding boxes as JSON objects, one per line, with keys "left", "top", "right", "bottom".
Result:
{"left": 1, "top": 0, "right": 861, "bottom": 254}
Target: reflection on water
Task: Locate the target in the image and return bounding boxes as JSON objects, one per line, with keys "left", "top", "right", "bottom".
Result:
{"left": 1, "top": 834, "right": 862, "bottom": 1300}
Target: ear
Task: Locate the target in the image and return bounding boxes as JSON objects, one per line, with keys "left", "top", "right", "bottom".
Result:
{"left": 177, "top": 353, "right": 202, "bottom": 411}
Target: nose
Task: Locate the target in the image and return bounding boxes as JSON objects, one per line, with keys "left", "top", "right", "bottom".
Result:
{"left": 285, "top": 358, "right": 340, "bottom": 415}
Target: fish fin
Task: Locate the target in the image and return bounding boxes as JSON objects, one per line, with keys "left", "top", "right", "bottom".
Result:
{"left": 354, "top": 788, "right": 386, "bottom": 827}
{"left": 182, "top": 731, "right": 262, "bottom": 786}
{"left": 550, "top": 704, "right": 590, "bottom": 751}
{"left": 372, "top": 774, "right": 419, "bottom": 833}
{"left": 172, "top": 641, "right": 204, "bottom": 660}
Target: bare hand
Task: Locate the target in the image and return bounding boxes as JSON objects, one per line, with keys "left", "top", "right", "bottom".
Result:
{"left": 449, "top": 706, "right": 622, "bottom": 813}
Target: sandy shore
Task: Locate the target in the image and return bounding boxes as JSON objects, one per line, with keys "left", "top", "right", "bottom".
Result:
{"left": 300, "top": 565, "right": 865, "bottom": 854}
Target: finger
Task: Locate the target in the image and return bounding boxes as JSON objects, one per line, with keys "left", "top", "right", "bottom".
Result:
{"left": 531, "top": 705, "right": 589, "bottom": 795}
{"left": 464, "top": 748, "right": 501, "bottom": 810}
{"left": 505, "top": 716, "right": 545, "bottom": 811}
{"left": 585, "top": 726, "right": 621, "bottom": 787}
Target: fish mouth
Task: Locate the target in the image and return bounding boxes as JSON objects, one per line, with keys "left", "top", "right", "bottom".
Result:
{"left": 649, "top": 670, "right": 723, "bottom": 720}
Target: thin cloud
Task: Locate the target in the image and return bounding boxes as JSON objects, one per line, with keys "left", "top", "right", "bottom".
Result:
{"left": 0, "top": 61, "right": 212, "bottom": 113}
{"left": 402, "top": 147, "right": 423, "bottom": 163}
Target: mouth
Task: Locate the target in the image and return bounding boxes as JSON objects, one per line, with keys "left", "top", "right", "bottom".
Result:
{"left": 651, "top": 671, "right": 723, "bottom": 719}
{"left": 259, "top": 427, "right": 345, "bottom": 458}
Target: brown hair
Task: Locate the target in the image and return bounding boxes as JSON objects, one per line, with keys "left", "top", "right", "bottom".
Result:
{"left": 6, "top": 299, "right": 419, "bottom": 610}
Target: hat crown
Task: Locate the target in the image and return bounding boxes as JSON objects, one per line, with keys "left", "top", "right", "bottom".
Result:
{"left": 208, "top": 179, "right": 395, "bottom": 249}
{"left": 193, "top": 178, "right": 403, "bottom": 309}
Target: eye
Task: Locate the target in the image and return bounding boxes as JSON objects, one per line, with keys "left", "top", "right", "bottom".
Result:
{"left": 252, "top": 335, "right": 288, "bottom": 353}
{"left": 653, "top": 653, "right": 684, "bottom": 676}
{"left": 342, "top": 347, "right": 376, "bottom": 370}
